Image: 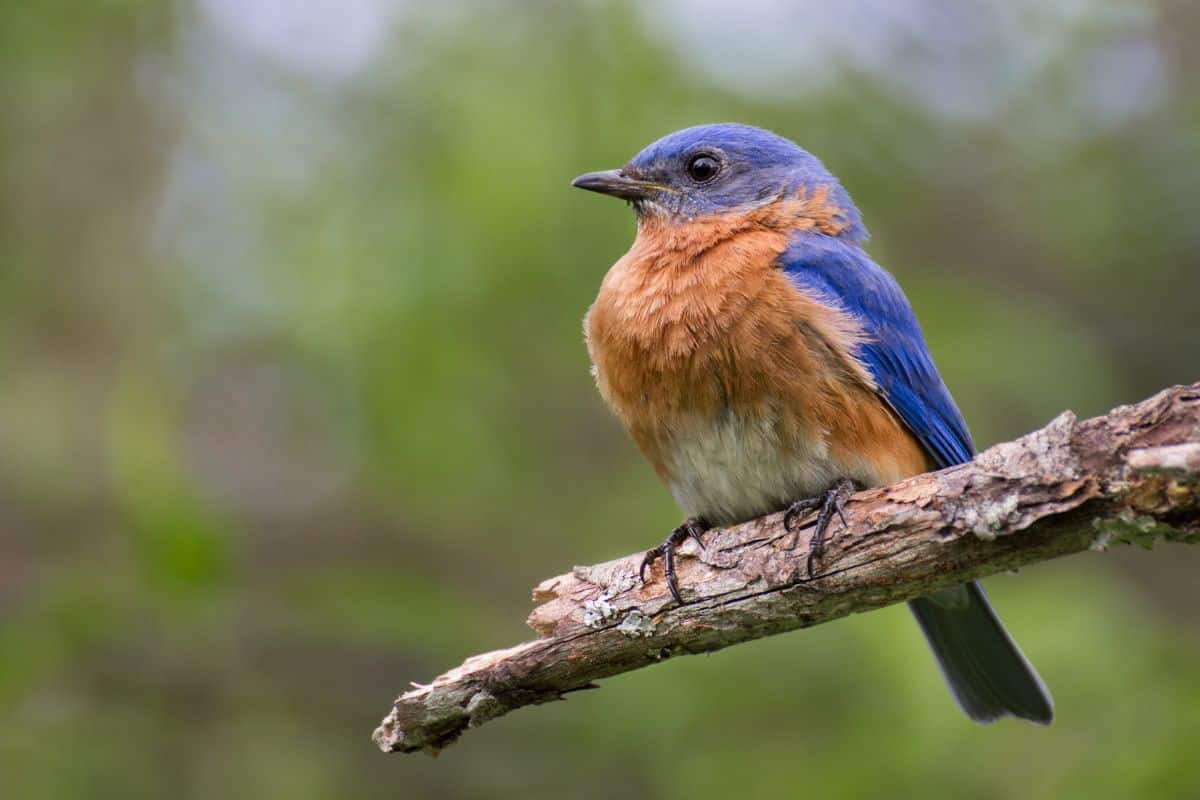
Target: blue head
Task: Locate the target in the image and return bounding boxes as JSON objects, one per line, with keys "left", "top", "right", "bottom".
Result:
{"left": 572, "top": 123, "right": 867, "bottom": 242}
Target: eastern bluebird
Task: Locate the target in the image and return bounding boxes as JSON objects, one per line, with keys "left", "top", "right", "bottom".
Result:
{"left": 572, "top": 123, "right": 1053, "bottom": 724}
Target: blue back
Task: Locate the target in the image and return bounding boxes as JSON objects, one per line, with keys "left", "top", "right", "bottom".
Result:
{"left": 780, "top": 234, "right": 975, "bottom": 469}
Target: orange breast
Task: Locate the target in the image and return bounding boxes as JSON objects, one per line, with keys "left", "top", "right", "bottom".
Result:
{"left": 585, "top": 196, "right": 930, "bottom": 523}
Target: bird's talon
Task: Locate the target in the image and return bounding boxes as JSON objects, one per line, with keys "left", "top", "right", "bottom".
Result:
{"left": 643, "top": 544, "right": 662, "bottom": 582}
{"left": 783, "top": 497, "right": 820, "bottom": 531}
{"left": 789, "top": 478, "right": 858, "bottom": 578}
{"left": 640, "top": 517, "right": 710, "bottom": 604}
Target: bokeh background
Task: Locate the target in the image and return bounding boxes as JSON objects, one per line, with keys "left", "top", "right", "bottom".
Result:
{"left": 3, "top": 1, "right": 1200, "bottom": 797}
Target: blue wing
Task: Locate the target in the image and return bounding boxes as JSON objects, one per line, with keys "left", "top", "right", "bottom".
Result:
{"left": 779, "top": 235, "right": 974, "bottom": 469}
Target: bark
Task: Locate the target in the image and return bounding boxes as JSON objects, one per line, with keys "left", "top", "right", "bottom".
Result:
{"left": 374, "top": 382, "right": 1200, "bottom": 754}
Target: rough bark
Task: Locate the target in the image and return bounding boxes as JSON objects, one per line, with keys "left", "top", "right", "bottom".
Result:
{"left": 374, "top": 382, "right": 1200, "bottom": 754}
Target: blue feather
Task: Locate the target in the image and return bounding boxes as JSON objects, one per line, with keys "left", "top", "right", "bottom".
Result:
{"left": 779, "top": 234, "right": 975, "bottom": 469}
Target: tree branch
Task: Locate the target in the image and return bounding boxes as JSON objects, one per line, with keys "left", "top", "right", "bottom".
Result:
{"left": 374, "top": 382, "right": 1200, "bottom": 754}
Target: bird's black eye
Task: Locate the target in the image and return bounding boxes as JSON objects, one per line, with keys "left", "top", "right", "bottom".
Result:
{"left": 685, "top": 154, "right": 720, "bottom": 183}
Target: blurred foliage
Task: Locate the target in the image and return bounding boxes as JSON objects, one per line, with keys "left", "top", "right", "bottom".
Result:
{"left": 2, "top": 1, "right": 1199, "bottom": 798}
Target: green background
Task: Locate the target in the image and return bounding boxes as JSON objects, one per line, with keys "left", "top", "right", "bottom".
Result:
{"left": 3, "top": 1, "right": 1199, "bottom": 797}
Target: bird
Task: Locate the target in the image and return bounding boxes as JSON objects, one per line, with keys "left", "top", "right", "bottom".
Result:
{"left": 571, "top": 123, "right": 1053, "bottom": 725}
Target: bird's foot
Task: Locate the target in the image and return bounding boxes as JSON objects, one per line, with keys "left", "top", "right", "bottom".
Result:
{"left": 784, "top": 478, "right": 857, "bottom": 577}
{"left": 640, "top": 517, "right": 710, "bottom": 605}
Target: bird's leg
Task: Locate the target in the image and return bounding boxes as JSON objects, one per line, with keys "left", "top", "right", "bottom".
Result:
{"left": 639, "top": 517, "right": 710, "bottom": 605}
{"left": 784, "top": 478, "right": 857, "bottom": 577}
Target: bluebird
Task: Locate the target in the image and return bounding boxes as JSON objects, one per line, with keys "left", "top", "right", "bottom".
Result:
{"left": 572, "top": 123, "right": 1053, "bottom": 724}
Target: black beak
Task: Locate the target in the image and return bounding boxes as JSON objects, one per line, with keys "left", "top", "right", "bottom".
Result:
{"left": 571, "top": 169, "right": 657, "bottom": 200}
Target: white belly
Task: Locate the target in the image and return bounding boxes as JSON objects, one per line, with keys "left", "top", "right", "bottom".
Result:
{"left": 662, "top": 408, "right": 843, "bottom": 526}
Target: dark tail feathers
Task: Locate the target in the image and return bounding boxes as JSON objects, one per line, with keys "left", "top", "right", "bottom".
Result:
{"left": 908, "top": 581, "right": 1053, "bottom": 724}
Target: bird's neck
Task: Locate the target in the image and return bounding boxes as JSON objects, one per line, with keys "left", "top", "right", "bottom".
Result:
{"left": 588, "top": 212, "right": 793, "bottom": 362}
{"left": 634, "top": 183, "right": 852, "bottom": 249}
{"left": 587, "top": 189, "right": 852, "bottom": 358}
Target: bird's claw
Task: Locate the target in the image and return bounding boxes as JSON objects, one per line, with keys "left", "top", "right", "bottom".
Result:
{"left": 639, "top": 517, "right": 709, "bottom": 604}
{"left": 784, "top": 478, "right": 857, "bottom": 578}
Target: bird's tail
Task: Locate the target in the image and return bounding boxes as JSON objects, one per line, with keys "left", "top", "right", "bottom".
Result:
{"left": 908, "top": 581, "right": 1053, "bottom": 724}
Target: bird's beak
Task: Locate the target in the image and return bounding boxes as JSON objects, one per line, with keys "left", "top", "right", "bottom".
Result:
{"left": 570, "top": 169, "right": 658, "bottom": 200}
